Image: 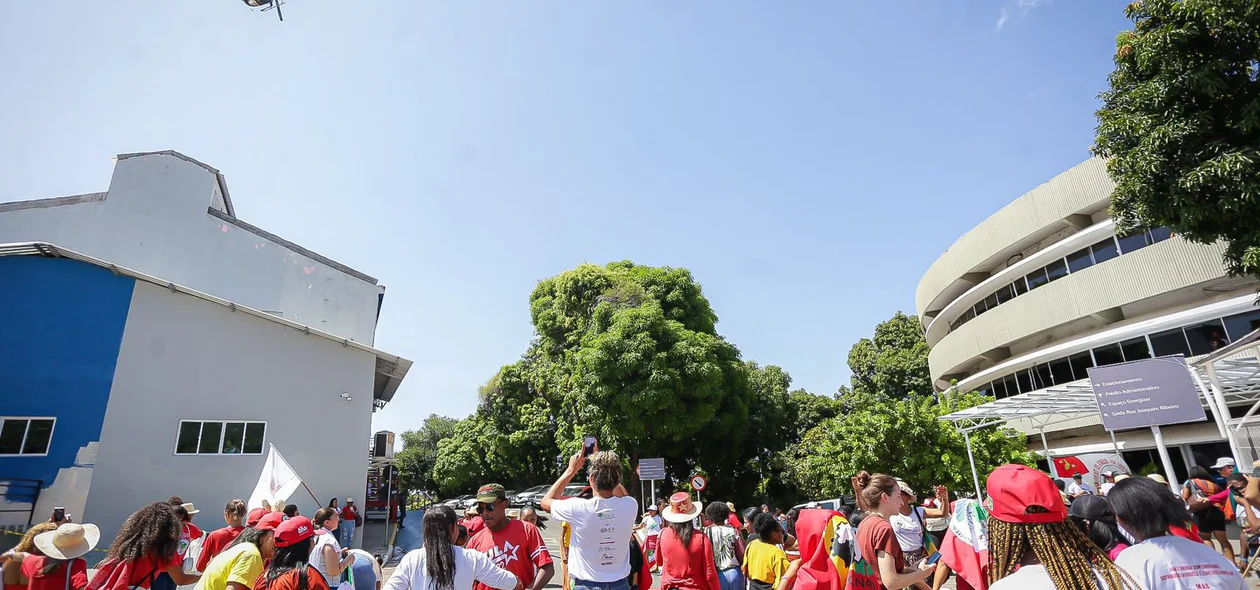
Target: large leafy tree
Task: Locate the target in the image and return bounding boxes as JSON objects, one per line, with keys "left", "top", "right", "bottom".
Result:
{"left": 1094, "top": 0, "right": 1260, "bottom": 278}
{"left": 528, "top": 262, "right": 754, "bottom": 498}
{"left": 394, "top": 414, "right": 460, "bottom": 495}
{"left": 783, "top": 390, "right": 1034, "bottom": 498}
{"left": 846, "top": 311, "right": 932, "bottom": 398}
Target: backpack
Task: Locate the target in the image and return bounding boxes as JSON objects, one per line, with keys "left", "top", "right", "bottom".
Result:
{"left": 84, "top": 560, "right": 158, "bottom": 590}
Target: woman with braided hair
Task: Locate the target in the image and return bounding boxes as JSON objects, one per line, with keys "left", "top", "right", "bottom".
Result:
{"left": 985, "top": 464, "right": 1134, "bottom": 590}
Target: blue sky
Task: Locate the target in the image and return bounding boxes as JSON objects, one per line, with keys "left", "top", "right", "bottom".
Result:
{"left": 0, "top": 1, "right": 1132, "bottom": 437}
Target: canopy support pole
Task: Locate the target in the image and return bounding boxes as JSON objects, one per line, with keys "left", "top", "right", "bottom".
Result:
{"left": 1203, "top": 364, "right": 1245, "bottom": 462}
{"left": 1151, "top": 425, "right": 1179, "bottom": 492}
{"left": 1040, "top": 427, "right": 1058, "bottom": 478}
{"left": 1108, "top": 429, "right": 1123, "bottom": 461}
{"left": 963, "top": 430, "right": 983, "bottom": 500}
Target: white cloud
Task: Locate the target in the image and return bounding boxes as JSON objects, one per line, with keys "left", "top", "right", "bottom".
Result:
{"left": 997, "top": 0, "right": 1050, "bottom": 31}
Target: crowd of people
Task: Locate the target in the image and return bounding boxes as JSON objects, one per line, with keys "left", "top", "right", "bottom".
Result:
{"left": 0, "top": 495, "right": 381, "bottom": 590}
{"left": 11, "top": 450, "right": 1260, "bottom": 590}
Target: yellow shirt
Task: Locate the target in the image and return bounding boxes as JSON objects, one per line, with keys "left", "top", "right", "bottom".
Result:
{"left": 195, "top": 542, "right": 263, "bottom": 590}
{"left": 744, "top": 540, "right": 790, "bottom": 587}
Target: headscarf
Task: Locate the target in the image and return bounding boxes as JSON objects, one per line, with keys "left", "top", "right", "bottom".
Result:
{"left": 792, "top": 509, "right": 845, "bottom": 590}
{"left": 939, "top": 498, "right": 989, "bottom": 590}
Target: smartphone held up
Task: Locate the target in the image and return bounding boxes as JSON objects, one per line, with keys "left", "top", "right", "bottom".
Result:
{"left": 582, "top": 436, "right": 597, "bottom": 457}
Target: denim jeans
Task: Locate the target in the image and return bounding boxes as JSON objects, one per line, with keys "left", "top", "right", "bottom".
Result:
{"left": 572, "top": 577, "right": 630, "bottom": 590}
{"left": 340, "top": 519, "right": 356, "bottom": 548}
{"left": 717, "top": 568, "right": 744, "bottom": 590}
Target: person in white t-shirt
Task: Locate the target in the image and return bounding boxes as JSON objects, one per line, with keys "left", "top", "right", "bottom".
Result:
{"left": 1067, "top": 474, "right": 1096, "bottom": 498}
{"left": 1108, "top": 476, "right": 1245, "bottom": 590}
{"left": 383, "top": 506, "right": 521, "bottom": 590}
{"left": 540, "top": 449, "right": 638, "bottom": 590}
{"left": 1098, "top": 471, "right": 1119, "bottom": 496}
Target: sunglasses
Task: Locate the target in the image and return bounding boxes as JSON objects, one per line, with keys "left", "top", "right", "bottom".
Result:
{"left": 476, "top": 502, "right": 500, "bottom": 514}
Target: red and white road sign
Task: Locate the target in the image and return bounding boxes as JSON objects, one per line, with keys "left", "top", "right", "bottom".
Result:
{"left": 690, "top": 474, "right": 707, "bottom": 492}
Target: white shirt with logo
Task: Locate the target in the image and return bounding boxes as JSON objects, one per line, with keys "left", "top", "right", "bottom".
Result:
{"left": 1114, "top": 535, "right": 1245, "bottom": 590}
{"left": 549, "top": 495, "right": 638, "bottom": 583}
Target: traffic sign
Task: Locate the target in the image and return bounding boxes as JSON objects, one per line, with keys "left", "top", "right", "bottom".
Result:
{"left": 690, "top": 474, "right": 707, "bottom": 492}
{"left": 639, "top": 458, "right": 666, "bottom": 480}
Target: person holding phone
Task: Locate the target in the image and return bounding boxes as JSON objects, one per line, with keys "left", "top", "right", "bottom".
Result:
{"left": 540, "top": 447, "right": 636, "bottom": 590}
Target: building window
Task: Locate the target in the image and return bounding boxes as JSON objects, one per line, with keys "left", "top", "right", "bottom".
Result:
{"left": 0, "top": 418, "right": 55, "bottom": 456}
{"left": 1148, "top": 227, "right": 1172, "bottom": 244}
{"left": 1093, "top": 343, "right": 1125, "bottom": 367}
{"left": 1149, "top": 328, "right": 1192, "bottom": 358}
{"left": 1011, "top": 277, "right": 1029, "bottom": 296}
{"left": 1048, "top": 357, "right": 1074, "bottom": 385}
{"left": 1067, "top": 351, "right": 1094, "bottom": 381}
{"left": 1090, "top": 238, "right": 1120, "bottom": 263}
{"left": 1120, "top": 337, "right": 1151, "bottom": 362}
{"left": 1066, "top": 247, "right": 1095, "bottom": 273}
{"left": 1026, "top": 268, "right": 1051, "bottom": 290}
{"left": 1184, "top": 320, "right": 1230, "bottom": 355}
{"left": 1044, "top": 259, "right": 1069, "bottom": 283}
{"left": 1223, "top": 310, "right": 1260, "bottom": 341}
{"left": 1116, "top": 231, "right": 1150, "bottom": 254}
{"left": 175, "top": 421, "right": 266, "bottom": 455}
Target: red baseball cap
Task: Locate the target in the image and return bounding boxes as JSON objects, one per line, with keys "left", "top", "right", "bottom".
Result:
{"left": 986, "top": 464, "right": 1067, "bottom": 524}
{"left": 255, "top": 512, "right": 285, "bottom": 531}
{"left": 246, "top": 507, "right": 269, "bottom": 527}
{"left": 273, "top": 516, "right": 316, "bottom": 547}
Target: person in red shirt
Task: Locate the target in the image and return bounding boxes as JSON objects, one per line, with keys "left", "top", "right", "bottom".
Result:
{"left": 3, "top": 523, "right": 99, "bottom": 590}
{"left": 724, "top": 504, "right": 741, "bottom": 530}
{"left": 339, "top": 498, "right": 362, "bottom": 549}
{"left": 253, "top": 517, "right": 331, "bottom": 590}
{"left": 463, "top": 506, "right": 486, "bottom": 537}
{"left": 658, "top": 493, "right": 719, "bottom": 590}
{"left": 466, "top": 484, "right": 554, "bottom": 590}
{"left": 198, "top": 500, "right": 249, "bottom": 573}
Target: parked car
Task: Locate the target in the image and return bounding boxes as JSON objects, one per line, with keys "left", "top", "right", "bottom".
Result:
{"left": 792, "top": 496, "right": 854, "bottom": 512}
{"left": 559, "top": 484, "right": 591, "bottom": 500}
{"left": 511, "top": 485, "right": 549, "bottom": 507}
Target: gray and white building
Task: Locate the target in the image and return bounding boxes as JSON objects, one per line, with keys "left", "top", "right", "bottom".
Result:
{"left": 0, "top": 151, "right": 411, "bottom": 545}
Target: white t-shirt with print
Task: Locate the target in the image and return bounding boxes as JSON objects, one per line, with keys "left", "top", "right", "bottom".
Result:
{"left": 1114, "top": 535, "right": 1245, "bottom": 590}
{"left": 989, "top": 565, "right": 1059, "bottom": 590}
{"left": 549, "top": 495, "right": 638, "bottom": 583}
{"left": 888, "top": 507, "right": 926, "bottom": 552}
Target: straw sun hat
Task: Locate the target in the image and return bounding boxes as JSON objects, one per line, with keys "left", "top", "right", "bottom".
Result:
{"left": 34, "top": 523, "right": 100, "bottom": 560}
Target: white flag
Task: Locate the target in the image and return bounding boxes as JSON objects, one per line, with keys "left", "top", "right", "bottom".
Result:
{"left": 247, "top": 444, "right": 304, "bottom": 510}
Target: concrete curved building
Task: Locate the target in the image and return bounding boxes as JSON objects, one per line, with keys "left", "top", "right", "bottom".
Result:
{"left": 918, "top": 157, "right": 1260, "bottom": 481}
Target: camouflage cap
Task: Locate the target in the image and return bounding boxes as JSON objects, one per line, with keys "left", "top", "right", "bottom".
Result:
{"left": 476, "top": 483, "right": 507, "bottom": 503}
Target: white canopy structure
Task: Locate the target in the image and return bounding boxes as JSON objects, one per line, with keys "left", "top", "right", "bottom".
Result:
{"left": 939, "top": 327, "right": 1260, "bottom": 498}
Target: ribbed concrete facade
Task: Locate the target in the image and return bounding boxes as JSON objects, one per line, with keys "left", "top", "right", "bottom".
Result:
{"left": 917, "top": 157, "right": 1257, "bottom": 392}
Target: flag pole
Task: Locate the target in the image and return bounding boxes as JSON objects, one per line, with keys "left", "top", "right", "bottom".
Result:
{"left": 302, "top": 480, "right": 320, "bottom": 506}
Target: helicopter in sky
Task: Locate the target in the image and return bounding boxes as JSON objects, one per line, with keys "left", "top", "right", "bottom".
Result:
{"left": 242, "top": 0, "right": 284, "bottom": 21}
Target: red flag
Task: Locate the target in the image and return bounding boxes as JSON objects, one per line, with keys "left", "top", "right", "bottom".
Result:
{"left": 940, "top": 499, "right": 989, "bottom": 590}
{"left": 1054, "top": 456, "right": 1089, "bottom": 477}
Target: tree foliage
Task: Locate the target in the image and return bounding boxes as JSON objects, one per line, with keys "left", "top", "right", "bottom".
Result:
{"left": 845, "top": 311, "right": 933, "bottom": 398}
{"left": 1094, "top": 0, "right": 1260, "bottom": 278}
{"left": 783, "top": 390, "right": 1035, "bottom": 498}
{"left": 394, "top": 414, "right": 460, "bottom": 494}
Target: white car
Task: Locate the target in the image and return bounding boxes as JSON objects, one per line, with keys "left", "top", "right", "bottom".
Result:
{"left": 511, "top": 485, "right": 549, "bottom": 507}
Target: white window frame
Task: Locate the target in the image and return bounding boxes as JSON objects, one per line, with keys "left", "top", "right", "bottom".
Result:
{"left": 0, "top": 417, "right": 57, "bottom": 457}
{"left": 173, "top": 420, "right": 267, "bottom": 456}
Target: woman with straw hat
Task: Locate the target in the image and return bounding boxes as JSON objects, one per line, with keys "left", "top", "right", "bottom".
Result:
{"left": 0, "top": 523, "right": 100, "bottom": 590}
{"left": 659, "top": 493, "right": 720, "bottom": 590}
{"left": 1, "top": 522, "right": 58, "bottom": 590}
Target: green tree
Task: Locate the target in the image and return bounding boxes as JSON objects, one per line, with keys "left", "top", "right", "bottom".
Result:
{"left": 1094, "top": 0, "right": 1260, "bottom": 278}
{"left": 394, "top": 414, "right": 460, "bottom": 494}
{"left": 783, "top": 390, "right": 1034, "bottom": 498}
{"left": 846, "top": 311, "right": 932, "bottom": 398}
{"left": 527, "top": 262, "right": 753, "bottom": 499}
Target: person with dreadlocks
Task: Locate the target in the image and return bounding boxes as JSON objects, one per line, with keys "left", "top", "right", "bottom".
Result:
{"left": 381, "top": 506, "right": 522, "bottom": 590}
{"left": 253, "top": 517, "right": 329, "bottom": 590}
{"left": 985, "top": 464, "right": 1132, "bottom": 590}
{"left": 1109, "top": 476, "right": 1245, "bottom": 590}
{"left": 88, "top": 503, "right": 203, "bottom": 590}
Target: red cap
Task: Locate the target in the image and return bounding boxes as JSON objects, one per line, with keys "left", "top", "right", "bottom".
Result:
{"left": 273, "top": 516, "right": 316, "bottom": 547}
{"left": 246, "top": 507, "right": 269, "bottom": 527}
{"left": 986, "top": 464, "right": 1067, "bottom": 524}
{"left": 255, "top": 511, "right": 285, "bottom": 531}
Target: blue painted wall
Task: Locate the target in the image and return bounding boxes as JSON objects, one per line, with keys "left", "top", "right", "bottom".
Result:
{"left": 0, "top": 256, "right": 134, "bottom": 497}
